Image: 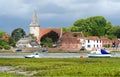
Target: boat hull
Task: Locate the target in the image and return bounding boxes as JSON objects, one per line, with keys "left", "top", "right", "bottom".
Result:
{"left": 88, "top": 54, "right": 111, "bottom": 58}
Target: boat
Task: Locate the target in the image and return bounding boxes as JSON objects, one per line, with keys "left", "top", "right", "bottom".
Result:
{"left": 24, "top": 52, "right": 41, "bottom": 58}
{"left": 88, "top": 49, "right": 111, "bottom": 58}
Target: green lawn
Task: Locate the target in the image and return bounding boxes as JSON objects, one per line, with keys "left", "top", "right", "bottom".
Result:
{"left": 0, "top": 58, "right": 120, "bottom": 77}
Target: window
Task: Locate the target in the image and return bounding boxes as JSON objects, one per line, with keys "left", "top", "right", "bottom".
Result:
{"left": 97, "top": 40, "right": 98, "bottom": 43}
{"left": 97, "top": 45, "right": 98, "bottom": 47}
{"left": 88, "top": 40, "right": 90, "bottom": 43}
{"left": 87, "top": 45, "right": 91, "bottom": 48}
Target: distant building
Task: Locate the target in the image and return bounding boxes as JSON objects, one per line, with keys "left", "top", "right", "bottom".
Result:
{"left": 28, "top": 10, "right": 115, "bottom": 51}
{"left": 101, "top": 37, "right": 112, "bottom": 47}
{"left": 58, "top": 32, "right": 84, "bottom": 51}
{"left": 29, "top": 10, "right": 62, "bottom": 44}
{"left": 16, "top": 37, "right": 40, "bottom": 48}
{"left": 112, "top": 38, "right": 120, "bottom": 48}
{"left": 85, "top": 36, "right": 102, "bottom": 51}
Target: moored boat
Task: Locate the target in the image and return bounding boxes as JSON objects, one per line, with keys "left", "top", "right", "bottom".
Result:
{"left": 88, "top": 49, "right": 111, "bottom": 58}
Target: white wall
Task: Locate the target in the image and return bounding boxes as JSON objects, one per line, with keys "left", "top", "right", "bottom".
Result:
{"left": 30, "top": 27, "right": 39, "bottom": 38}
{"left": 85, "top": 40, "right": 102, "bottom": 51}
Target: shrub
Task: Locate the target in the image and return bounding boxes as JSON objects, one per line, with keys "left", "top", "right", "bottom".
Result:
{"left": 0, "top": 45, "right": 3, "bottom": 50}
{"left": 3, "top": 45, "right": 11, "bottom": 50}
{"left": 103, "top": 44, "right": 110, "bottom": 48}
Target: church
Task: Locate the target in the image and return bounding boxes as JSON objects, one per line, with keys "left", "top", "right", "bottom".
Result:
{"left": 29, "top": 10, "right": 62, "bottom": 44}
{"left": 29, "top": 10, "right": 84, "bottom": 51}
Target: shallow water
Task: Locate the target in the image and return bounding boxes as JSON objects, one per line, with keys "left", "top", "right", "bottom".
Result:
{"left": 0, "top": 52, "right": 120, "bottom": 58}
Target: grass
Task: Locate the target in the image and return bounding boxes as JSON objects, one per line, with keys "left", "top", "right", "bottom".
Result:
{"left": 0, "top": 58, "right": 120, "bottom": 77}
{"left": 0, "top": 72, "right": 26, "bottom": 77}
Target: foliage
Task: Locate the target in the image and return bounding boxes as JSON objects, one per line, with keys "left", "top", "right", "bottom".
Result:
{"left": 41, "top": 37, "right": 53, "bottom": 47}
{"left": 0, "top": 39, "right": 8, "bottom": 46}
{"left": 3, "top": 45, "right": 11, "bottom": 50}
{"left": 0, "top": 45, "right": 3, "bottom": 50}
{"left": 105, "top": 22, "right": 113, "bottom": 35}
{"left": 8, "top": 37, "right": 16, "bottom": 47}
{"left": 27, "top": 34, "right": 36, "bottom": 40}
{"left": 103, "top": 44, "right": 111, "bottom": 48}
{"left": 0, "top": 58, "right": 120, "bottom": 77}
{"left": 112, "top": 26, "right": 120, "bottom": 38}
{"left": 11, "top": 28, "right": 26, "bottom": 42}
{"left": 68, "top": 16, "right": 120, "bottom": 39}
{"left": 0, "top": 31, "right": 6, "bottom": 38}
{"left": 62, "top": 26, "right": 71, "bottom": 32}
{"left": 72, "top": 16, "right": 107, "bottom": 36}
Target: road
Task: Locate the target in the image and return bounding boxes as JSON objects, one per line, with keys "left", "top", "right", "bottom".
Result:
{"left": 0, "top": 53, "right": 87, "bottom": 58}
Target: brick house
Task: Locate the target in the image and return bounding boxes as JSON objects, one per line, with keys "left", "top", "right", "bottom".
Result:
{"left": 58, "top": 32, "right": 82, "bottom": 51}
{"left": 101, "top": 37, "right": 112, "bottom": 48}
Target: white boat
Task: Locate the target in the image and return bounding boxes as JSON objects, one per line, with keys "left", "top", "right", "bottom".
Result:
{"left": 88, "top": 49, "right": 111, "bottom": 58}
{"left": 24, "top": 52, "right": 41, "bottom": 58}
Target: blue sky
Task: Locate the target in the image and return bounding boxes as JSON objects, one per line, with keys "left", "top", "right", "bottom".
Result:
{"left": 0, "top": 0, "right": 120, "bottom": 35}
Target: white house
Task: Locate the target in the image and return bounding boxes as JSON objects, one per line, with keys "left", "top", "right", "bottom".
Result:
{"left": 85, "top": 36, "right": 102, "bottom": 51}
{"left": 16, "top": 37, "right": 40, "bottom": 48}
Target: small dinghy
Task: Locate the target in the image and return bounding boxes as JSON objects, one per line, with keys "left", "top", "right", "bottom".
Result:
{"left": 88, "top": 49, "right": 111, "bottom": 58}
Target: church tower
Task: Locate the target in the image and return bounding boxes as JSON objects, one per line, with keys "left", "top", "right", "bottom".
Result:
{"left": 29, "top": 10, "right": 40, "bottom": 41}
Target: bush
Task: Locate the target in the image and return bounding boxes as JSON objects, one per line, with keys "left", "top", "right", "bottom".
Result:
{"left": 0, "top": 45, "right": 3, "bottom": 50}
{"left": 103, "top": 44, "right": 110, "bottom": 48}
{"left": 3, "top": 45, "right": 11, "bottom": 50}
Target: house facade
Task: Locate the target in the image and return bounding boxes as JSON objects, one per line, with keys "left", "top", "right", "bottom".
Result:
{"left": 85, "top": 36, "right": 102, "bottom": 51}
{"left": 58, "top": 32, "right": 83, "bottom": 51}
{"left": 101, "top": 37, "right": 112, "bottom": 47}
{"left": 16, "top": 37, "right": 40, "bottom": 48}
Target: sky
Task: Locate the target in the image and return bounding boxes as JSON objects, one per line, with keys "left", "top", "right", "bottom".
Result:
{"left": 0, "top": 0, "right": 120, "bottom": 35}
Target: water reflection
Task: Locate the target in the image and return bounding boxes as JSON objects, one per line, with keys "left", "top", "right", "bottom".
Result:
{"left": 111, "top": 52, "right": 120, "bottom": 57}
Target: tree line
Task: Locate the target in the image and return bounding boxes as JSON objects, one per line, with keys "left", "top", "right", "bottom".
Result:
{"left": 0, "top": 28, "right": 26, "bottom": 50}
{"left": 62, "top": 16, "right": 120, "bottom": 39}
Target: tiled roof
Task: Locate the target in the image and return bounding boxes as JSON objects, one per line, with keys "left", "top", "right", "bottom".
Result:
{"left": 86, "top": 36, "right": 100, "bottom": 40}
{"left": 61, "top": 37, "right": 80, "bottom": 43}
{"left": 39, "top": 28, "right": 62, "bottom": 38}
{"left": 101, "top": 37, "right": 111, "bottom": 41}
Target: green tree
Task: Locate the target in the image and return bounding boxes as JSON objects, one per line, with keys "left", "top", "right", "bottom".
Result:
{"left": 105, "top": 22, "right": 113, "bottom": 35}
{"left": 72, "top": 16, "right": 107, "bottom": 36}
{"left": 41, "top": 37, "right": 53, "bottom": 47}
{"left": 0, "top": 31, "right": 6, "bottom": 38}
{"left": 0, "top": 39, "right": 8, "bottom": 46}
{"left": 8, "top": 37, "right": 16, "bottom": 47}
{"left": 11, "top": 28, "right": 26, "bottom": 42}
{"left": 62, "top": 26, "right": 71, "bottom": 32}
{"left": 27, "top": 34, "right": 36, "bottom": 40}
{"left": 112, "top": 26, "right": 120, "bottom": 38}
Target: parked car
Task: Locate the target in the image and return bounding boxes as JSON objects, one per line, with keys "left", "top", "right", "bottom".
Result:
{"left": 24, "top": 52, "right": 40, "bottom": 58}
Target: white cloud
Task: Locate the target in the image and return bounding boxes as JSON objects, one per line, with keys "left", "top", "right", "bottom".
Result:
{"left": 0, "top": 0, "right": 120, "bottom": 17}
{"left": 0, "top": 0, "right": 120, "bottom": 26}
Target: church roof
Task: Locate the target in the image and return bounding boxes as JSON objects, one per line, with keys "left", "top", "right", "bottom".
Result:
{"left": 30, "top": 10, "right": 40, "bottom": 27}
{"left": 39, "top": 28, "right": 62, "bottom": 38}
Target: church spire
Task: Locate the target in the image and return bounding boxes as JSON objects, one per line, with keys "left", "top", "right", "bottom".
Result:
{"left": 30, "top": 10, "right": 40, "bottom": 27}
